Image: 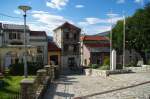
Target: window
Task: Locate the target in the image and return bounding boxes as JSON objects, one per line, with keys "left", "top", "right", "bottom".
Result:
{"left": 17, "top": 33, "right": 21, "bottom": 39}
{"left": 68, "top": 45, "right": 73, "bottom": 51}
{"left": 73, "top": 45, "right": 77, "bottom": 52}
{"left": 74, "top": 34, "right": 77, "bottom": 40}
{"left": 9, "top": 33, "right": 13, "bottom": 39}
{"left": 37, "top": 47, "right": 43, "bottom": 53}
{"left": 9, "top": 32, "right": 21, "bottom": 40}
{"left": 69, "top": 33, "right": 73, "bottom": 39}
{"left": 64, "top": 44, "right": 68, "bottom": 51}
{"left": 84, "top": 59, "right": 87, "bottom": 65}
{"left": 66, "top": 33, "right": 69, "bottom": 39}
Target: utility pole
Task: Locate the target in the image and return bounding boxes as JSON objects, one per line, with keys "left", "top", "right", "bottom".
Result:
{"left": 123, "top": 12, "right": 126, "bottom": 69}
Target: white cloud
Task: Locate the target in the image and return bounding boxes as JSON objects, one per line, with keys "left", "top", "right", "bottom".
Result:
{"left": 78, "top": 15, "right": 123, "bottom": 34}
{"left": 135, "top": 0, "right": 143, "bottom": 3}
{"left": 82, "top": 25, "right": 111, "bottom": 34}
{"left": 32, "top": 13, "right": 67, "bottom": 26}
{"left": 31, "top": 10, "right": 49, "bottom": 14}
{"left": 85, "top": 18, "right": 101, "bottom": 24}
{"left": 31, "top": 11, "right": 74, "bottom": 34}
{"left": 78, "top": 16, "right": 123, "bottom": 26}
{"left": 14, "top": 10, "right": 21, "bottom": 15}
{"left": 75, "top": 5, "right": 84, "bottom": 8}
{"left": 106, "top": 12, "right": 119, "bottom": 18}
{"left": 117, "top": 0, "right": 125, "bottom": 4}
{"left": 46, "top": 0, "right": 69, "bottom": 10}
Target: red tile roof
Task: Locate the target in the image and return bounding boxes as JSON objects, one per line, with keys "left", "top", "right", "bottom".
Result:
{"left": 81, "top": 35, "right": 109, "bottom": 41}
{"left": 85, "top": 43, "right": 110, "bottom": 47}
{"left": 30, "top": 31, "right": 47, "bottom": 37}
{"left": 48, "top": 42, "right": 61, "bottom": 51}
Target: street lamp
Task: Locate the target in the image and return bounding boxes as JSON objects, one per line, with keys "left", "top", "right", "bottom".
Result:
{"left": 18, "top": 5, "right": 31, "bottom": 78}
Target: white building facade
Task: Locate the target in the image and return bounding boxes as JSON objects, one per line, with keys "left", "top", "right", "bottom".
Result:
{"left": 0, "top": 23, "right": 48, "bottom": 73}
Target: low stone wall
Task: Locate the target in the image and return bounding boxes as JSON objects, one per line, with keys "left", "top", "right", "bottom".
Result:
{"left": 126, "top": 65, "right": 150, "bottom": 73}
{"left": 85, "top": 69, "right": 108, "bottom": 77}
{"left": 20, "top": 65, "right": 56, "bottom": 99}
{"left": 85, "top": 69, "right": 132, "bottom": 77}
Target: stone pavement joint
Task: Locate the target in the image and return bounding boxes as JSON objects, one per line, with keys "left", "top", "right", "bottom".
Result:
{"left": 73, "top": 80, "right": 150, "bottom": 99}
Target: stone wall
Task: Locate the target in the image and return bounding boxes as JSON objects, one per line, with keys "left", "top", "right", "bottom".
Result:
{"left": 20, "top": 65, "right": 56, "bottom": 99}
{"left": 85, "top": 69, "right": 108, "bottom": 77}
{"left": 126, "top": 65, "right": 150, "bottom": 73}
{"left": 85, "top": 69, "right": 132, "bottom": 77}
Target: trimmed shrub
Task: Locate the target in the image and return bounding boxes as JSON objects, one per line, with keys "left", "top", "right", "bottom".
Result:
{"left": 99, "top": 65, "right": 110, "bottom": 70}
{"left": 90, "top": 64, "right": 98, "bottom": 69}
{"left": 9, "top": 62, "right": 43, "bottom": 75}
{"left": 103, "top": 56, "right": 110, "bottom": 66}
{"left": 125, "top": 61, "right": 137, "bottom": 67}
{"left": 98, "top": 56, "right": 110, "bottom": 70}
{"left": 116, "top": 64, "right": 123, "bottom": 69}
{"left": 9, "top": 63, "right": 24, "bottom": 75}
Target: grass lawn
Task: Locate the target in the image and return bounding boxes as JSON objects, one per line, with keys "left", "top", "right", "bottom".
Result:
{"left": 0, "top": 76, "right": 34, "bottom": 98}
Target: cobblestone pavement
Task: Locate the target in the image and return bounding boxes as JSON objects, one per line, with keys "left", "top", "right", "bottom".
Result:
{"left": 43, "top": 72, "right": 150, "bottom": 99}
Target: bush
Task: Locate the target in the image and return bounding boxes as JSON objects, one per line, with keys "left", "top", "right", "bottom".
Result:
{"left": 90, "top": 64, "right": 98, "bottom": 69}
{"left": 99, "top": 65, "right": 110, "bottom": 70}
{"left": 98, "top": 56, "right": 110, "bottom": 70}
{"left": 9, "top": 63, "right": 24, "bottom": 75}
{"left": 103, "top": 56, "right": 110, "bottom": 66}
{"left": 148, "top": 59, "right": 150, "bottom": 65}
{"left": 125, "top": 61, "right": 137, "bottom": 67}
{"left": 116, "top": 64, "right": 123, "bottom": 69}
{"left": 9, "top": 62, "right": 43, "bottom": 75}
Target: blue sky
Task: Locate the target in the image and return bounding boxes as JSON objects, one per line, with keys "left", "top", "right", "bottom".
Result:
{"left": 0, "top": 0, "right": 149, "bottom": 36}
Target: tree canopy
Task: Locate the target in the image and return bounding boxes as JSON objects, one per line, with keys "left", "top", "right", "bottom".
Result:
{"left": 112, "top": 2, "right": 150, "bottom": 63}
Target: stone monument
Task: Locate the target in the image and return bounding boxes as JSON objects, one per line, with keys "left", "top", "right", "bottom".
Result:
{"left": 111, "top": 50, "right": 116, "bottom": 70}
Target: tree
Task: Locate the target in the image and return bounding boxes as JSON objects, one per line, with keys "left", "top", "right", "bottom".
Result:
{"left": 112, "top": 2, "right": 150, "bottom": 64}
{"left": 112, "top": 20, "right": 123, "bottom": 54}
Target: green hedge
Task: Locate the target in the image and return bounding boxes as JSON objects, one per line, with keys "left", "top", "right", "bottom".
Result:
{"left": 89, "top": 64, "right": 98, "bottom": 69}
{"left": 9, "top": 62, "right": 43, "bottom": 75}
{"left": 99, "top": 65, "right": 110, "bottom": 70}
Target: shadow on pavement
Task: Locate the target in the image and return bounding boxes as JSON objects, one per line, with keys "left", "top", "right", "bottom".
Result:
{"left": 43, "top": 70, "right": 81, "bottom": 99}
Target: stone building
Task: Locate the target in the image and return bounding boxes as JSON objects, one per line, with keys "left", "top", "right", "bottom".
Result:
{"left": 53, "top": 22, "right": 81, "bottom": 69}
{"left": 80, "top": 35, "right": 110, "bottom": 66}
{"left": 0, "top": 23, "right": 37, "bottom": 73}
{"left": 30, "top": 31, "right": 48, "bottom": 65}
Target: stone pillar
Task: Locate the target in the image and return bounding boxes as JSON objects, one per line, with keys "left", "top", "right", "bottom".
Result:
{"left": 111, "top": 50, "right": 116, "bottom": 70}
{"left": 50, "top": 65, "right": 55, "bottom": 80}
{"left": 44, "top": 65, "right": 51, "bottom": 76}
{"left": 36, "top": 69, "right": 47, "bottom": 85}
{"left": 20, "top": 79, "right": 35, "bottom": 99}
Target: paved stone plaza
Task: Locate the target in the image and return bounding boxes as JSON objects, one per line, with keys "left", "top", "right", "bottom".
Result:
{"left": 43, "top": 72, "right": 150, "bottom": 99}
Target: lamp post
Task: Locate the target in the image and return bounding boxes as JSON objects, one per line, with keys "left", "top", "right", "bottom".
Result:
{"left": 18, "top": 5, "right": 31, "bottom": 78}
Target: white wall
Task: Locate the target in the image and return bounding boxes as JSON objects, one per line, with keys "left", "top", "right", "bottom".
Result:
{"left": 53, "top": 29, "right": 62, "bottom": 48}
